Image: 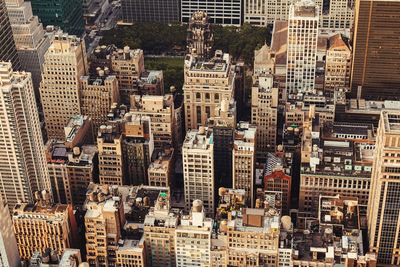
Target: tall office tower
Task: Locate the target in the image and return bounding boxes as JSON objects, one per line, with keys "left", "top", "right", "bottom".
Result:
{"left": 232, "top": 122, "right": 256, "bottom": 205}
{"left": 186, "top": 11, "right": 213, "bottom": 59}
{"left": 175, "top": 200, "right": 213, "bottom": 267}
{"left": 182, "top": 127, "right": 215, "bottom": 217}
{"left": 368, "top": 110, "right": 400, "bottom": 265}
{"left": 80, "top": 69, "right": 119, "bottom": 137}
{"left": 286, "top": 0, "right": 318, "bottom": 95}
{"left": 320, "top": 0, "right": 354, "bottom": 30}
{"left": 0, "top": 0, "right": 20, "bottom": 69}
{"left": 251, "top": 75, "right": 278, "bottom": 160}
{"left": 324, "top": 34, "right": 351, "bottom": 93}
{"left": 30, "top": 0, "right": 84, "bottom": 36}
{"left": 144, "top": 190, "right": 179, "bottom": 267}
{"left": 181, "top": 0, "right": 242, "bottom": 26}
{"left": 130, "top": 94, "right": 175, "bottom": 150}
{"left": 84, "top": 185, "right": 126, "bottom": 267}
{"left": 46, "top": 115, "right": 97, "bottom": 206}
{"left": 5, "top": 0, "right": 50, "bottom": 99}
{"left": 40, "top": 32, "right": 88, "bottom": 139}
{"left": 111, "top": 46, "right": 144, "bottom": 105}
{"left": 184, "top": 50, "right": 235, "bottom": 130}
{"left": 0, "top": 197, "right": 21, "bottom": 267}
{"left": 97, "top": 124, "right": 124, "bottom": 185}
{"left": 148, "top": 147, "right": 174, "bottom": 187}
{"left": 13, "top": 191, "right": 77, "bottom": 261}
{"left": 122, "top": 0, "right": 180, "bottom": 23}
{"left": 351, "top": 0, "right": 400, "bottom": 100}
{"left": 0, "top": 62, "right": 49, "bottom": 207}
{"left": 122, "top": 114, "right": 154, "bottom": 185}
{"left": 300, "top": 118, "right": 374, "bottom": 215}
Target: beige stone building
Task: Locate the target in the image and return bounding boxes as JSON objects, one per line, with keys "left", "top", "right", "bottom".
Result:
{"left": 368, "top": 110, "right": 400, "bottom": 265}
{"left": 84, "top": 184, "right": 126, "bottom": 267}
{"left": 324, "top": 34, "right": 351, "bottom": 92}
{"left": 80, "top": 69, "right": 119, "bottom": 136}
{"left": 232, "top": 122, "right": 256, "bottom": 205}
{"left": 184, "top": 50, "right": 235, "bottom": 130}
{"left": 12, "top": 191, "right": 76, "bottom": 261}
{"left": 40, "top": 31, "right": 88, "bottom": 139}
{"left": 175, "top": 200, "right": 213, "bottom": 267}
{"left": 148, "top": 147, "right": 174, "bottom": 187}
{"left": 144, "top": 190, "right": 179, "bottom": 267}
{"left": 182, "top": 127, "right": 215, "bottom": 217}
{"left": 251, "top": 74, "right": 278, "bottom": 159}
{"left": 130, "top": 94, "right": 175, "bottom": 149}
{"left": 111, "top": 46, "right": 144, "bottom": 105}
{"left": 97, "top": 124, "right": 124, "bottom": 185}
{"left": 0, "top": 196, "right": 20, "bottom": 266}
{"left": 115, "top": 236, "right": 146, "bottom": 267}
{"left": 0, "top": 62, "right": 50, "bottom": 208}
{"left": 300, "top": 118, "right": 375, "bottom": 215}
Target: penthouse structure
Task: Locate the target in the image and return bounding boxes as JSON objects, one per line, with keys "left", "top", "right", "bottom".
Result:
{"left": 182, "top": 127, "right": 214, "bottom": 216}
{"left": 286, "top": 0, "right": 319, "bottom": 95}
{"left": 40, "top": 32, "right": 88, "bottom": 139}
{"left": 232, "top": 122, "right": 256, "bottom": 205}
{"left": 130, "top": 94, "right": 175, "bottom": 149}
{"left": 251, "top": 74, "right": 278, "bottom": 160}
{"left": 0, "top": 62, "right": 49, "bottom": 208}
{"left": 184, "top": 50, "right": 235, "bottom": 130}
{"left": 175, "top": 200, "right": 213, "bottom": 267}
{"left": 111, "top": 46, "right": 144, "bottom": 105}
{"left": 80, "top": 69, "right": 119, "bottom": 136}
{"left": 12, "top": 191, "right": 77, "bottom": 261}
{"left": 299, "top": 118, "right": 375, "bottom": 215}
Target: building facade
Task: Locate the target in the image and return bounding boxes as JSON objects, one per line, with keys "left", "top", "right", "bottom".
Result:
{"left": 30, "top": 0, "right": 84, "bottom": 36}
{"left": 13, "top": 192, "right": 76, "bottom": 261}
{"left": 182, "top": 127, "right": 215, "bottom": 217}
{"left": 80, "top": 70, "right": 119, "bottom": 137}
{"left": 121, "top": 0, "right": 180, "bottom": 23}
{"left": 286, "top": 0, "right": 319, "bottom": 95}
{"left": 5, "top": 0, "right": 50, "bottom": 99}
{"left": 0, "top": 0, "right": 20, "bottom": 69}
{"left": 0, "top": 62, "right": 49, "bottom": 207}
{"left": 350, "top": 0, "right": 400, "bottom": 100}
{"left": 40, "top": 32, "right": 88, "bottom": 139}
{"left": 368, "top": 111, "right": 400, "bottom": 265}
{"left": 232, "top": 122, "right": 256, "bottom": 205}
{"left": 184, "top": 50, "right": 235, "bottom": 130}
{"left": 181, "top": 0, "right": 242, "bottom": 26}
{"left": 0, "top": 197, "right": 21, "bottom": 266}
{"left": 186, "top": 11, "right": 213, "bottom": 59}
{"left": 251, "top": 75, "right": 278, "bottom": 160}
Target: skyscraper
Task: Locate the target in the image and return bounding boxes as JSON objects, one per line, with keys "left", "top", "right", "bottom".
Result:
{"left": 0, "top": 196, "right": 21, "bottom": 267}
{"left": 0, "top": 0, "right": 20, "bottom": 69}
{"left": 187, "top": 11, "right": 213, "bottom": 59}
{"left": 40, "top": 31, "right": 88, "bottom": 139}
{"left": 0, "top": 62, "right": 49, "bottom": 207}
{"left": 181, "top": 0, "right": 242, "bottom": 26}
{"left": 286, "top": 0, "right": 319, "bottom": 95}
{"left": 5, "top": 0, "right": 50, "bottom": 99}
{"left": 122, "top": 0, "right": 180, "bottom": 23}
{"left": 351, "top": 0, "right": 400, "bottom": 100}
{"left": 30, "top": 0, "right": 84, "bottom": 36}
{"left": 368, "top": 110, "right": 400, "bottom": 265}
